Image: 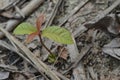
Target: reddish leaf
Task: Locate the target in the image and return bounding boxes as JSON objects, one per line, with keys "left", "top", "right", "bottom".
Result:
{"left": 25, "top": 14, "right": 45, "bottom": 43}
{"left": 26, "top": 32, "right": 38, "bottom": 43}
{"left": 36, "top": 14, "right": 45, "bottom": 34}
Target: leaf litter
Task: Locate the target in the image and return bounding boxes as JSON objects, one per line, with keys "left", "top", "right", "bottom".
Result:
{"left": 0, "top": 0, "right": 120, "bottom": 80}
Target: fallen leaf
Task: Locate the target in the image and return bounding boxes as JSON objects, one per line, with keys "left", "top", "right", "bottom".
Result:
{"left": 60, "top": 48, "right": 68, "bottom": 60}
{"left": 103, "top": 38, "right": 120, "bottom": 60}
{"left": 102, "top": 48, "right": 120, "bottom": 60}
{"left": 57, "top": 46, "right": 69, "bottom": 60}
{"left": 85, "top": 14, "right": 120, "bottom": 34}
{"left": 104, "top": 38, "right": 120, "bottom": 48}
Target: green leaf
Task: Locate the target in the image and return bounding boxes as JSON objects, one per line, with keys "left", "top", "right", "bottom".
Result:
{"left": 42, "top": 26, "right": 74, "bottom": 44}
{"left": 13, "top": 22, "right": 37, "bottom": 35}
{"left": 48, "top": 54, "right": 56, "bottom": 63}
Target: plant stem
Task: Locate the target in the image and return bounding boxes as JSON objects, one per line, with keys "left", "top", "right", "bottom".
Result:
{"left": 39, "top": 34, "right": 52, "bottom": 54}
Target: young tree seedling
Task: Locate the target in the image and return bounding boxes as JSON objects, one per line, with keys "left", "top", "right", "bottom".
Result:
{"left": 13, "top": 14, "right": 74, "bottom": 62}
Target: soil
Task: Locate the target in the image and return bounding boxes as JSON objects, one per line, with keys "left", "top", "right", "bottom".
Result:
{"left": 0, "top": 0, "right": 120, "bottom": 80}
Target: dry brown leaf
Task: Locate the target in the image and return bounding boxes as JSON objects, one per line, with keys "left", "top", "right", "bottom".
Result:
{"left": 60, "top": 48, "right": 68, "bottom": 60}
{"left": 57, "top": 46, "right": 68, "bottom": 60}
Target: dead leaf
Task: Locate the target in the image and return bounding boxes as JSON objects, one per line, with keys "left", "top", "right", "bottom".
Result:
{"left": 103, "top": 38, "right": 120, "bottom": 60}
{"left": 57, "top": 46, "right": 68, "bottom": 60}
{"left": 60, "top": 48, "right": 68, "bottom": 60}
{"left": 104, "top": 38, "right": 120, "bottom": 48}
{"left": 85, "top": 14, "right": 120, "bottom": 34}
{"left": 102, "top": 48, "right": 120, "bottom": 60}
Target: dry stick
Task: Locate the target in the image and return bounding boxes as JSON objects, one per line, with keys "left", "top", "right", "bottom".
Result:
{"left": 0, "top": 38, "right": 49, "bottom": 80}
{"left": 43, "top": 0, "right": 63, "bottom": 29}
{"left": 14, "top": 6, "right": 25, "bottom": 18}
{"left": 63, "top": 0, "right": 120, "bottom": 75}
{"left": 59, "top": 0, "right": 90, "bottom": 26}
{"left": 87, "top": 66, "right": 98, "bottom": 80}
{"left": 53, "top": 71, "right": 70, "bottom": 80}
{"left": 0, "top": 40, "right": 33, "bottom": 66}
{"left": 28, "top": 75, "right": 42, "bottom": 80}
{"left": 1, "top": 0, "right": 21, "bottom": 10}
{"left": 0, "top": 27, "right": 60, "bottom": 80}
{"left": 0, "top": 0, "right": 44, "bottom": 38}
{"left": 16, "top": 0, "right": 28, "bottom": 8}
{"left": 53, "top": 47, "right": 65, "bottom": 66}
{"left": 73, "top": 0, "right": 120, "bottom": 39}
{"left": 84, "top": 0, "right": 120, "bottom": 26}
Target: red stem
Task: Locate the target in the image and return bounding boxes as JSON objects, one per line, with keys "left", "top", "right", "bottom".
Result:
{"left": 39, "top": 34, "right": 52, "bottom": 54}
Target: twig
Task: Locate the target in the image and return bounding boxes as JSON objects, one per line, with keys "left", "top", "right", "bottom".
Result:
{"left": 0, "top": 0, "right": 44, "bottom": 38}
{"left": 59, "top": 0, "right": 90, "bottom": 26}
{"left": 1, "top": 0, "right": 21, "bottom": 10}
{"left": 53, "top": 47, "right": 65, "bottom": 66}
{"left": 0, "top": 40, "right": 31, "bottom": 64}
{"left": 11, "top": 57, "right": 21, "bottom": 65}
{"left": 53, "top": 71, "right": 70, "bottom": 80}
{"left": 87, "top": 66, "right": 98, "bottom": 80}
{"left": 72, "top": 0, "right": 120, "bottom": 38}
{"left": 84, "top": 0, "right": 120, "bottom": 26}
{"left": 0, "top": 64, "right": 17, "bottom": 71}
{"left": 28, "top": 75, "right": 41, "bottom": 80}
{"left": 14, "top": 5, "right": 25, "bottom": 18}
{"left": 43, "top": 0, "right": 63, "bottom": 29}
{"left": 0, "top": 40, "right": 49, "bottom": 80}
